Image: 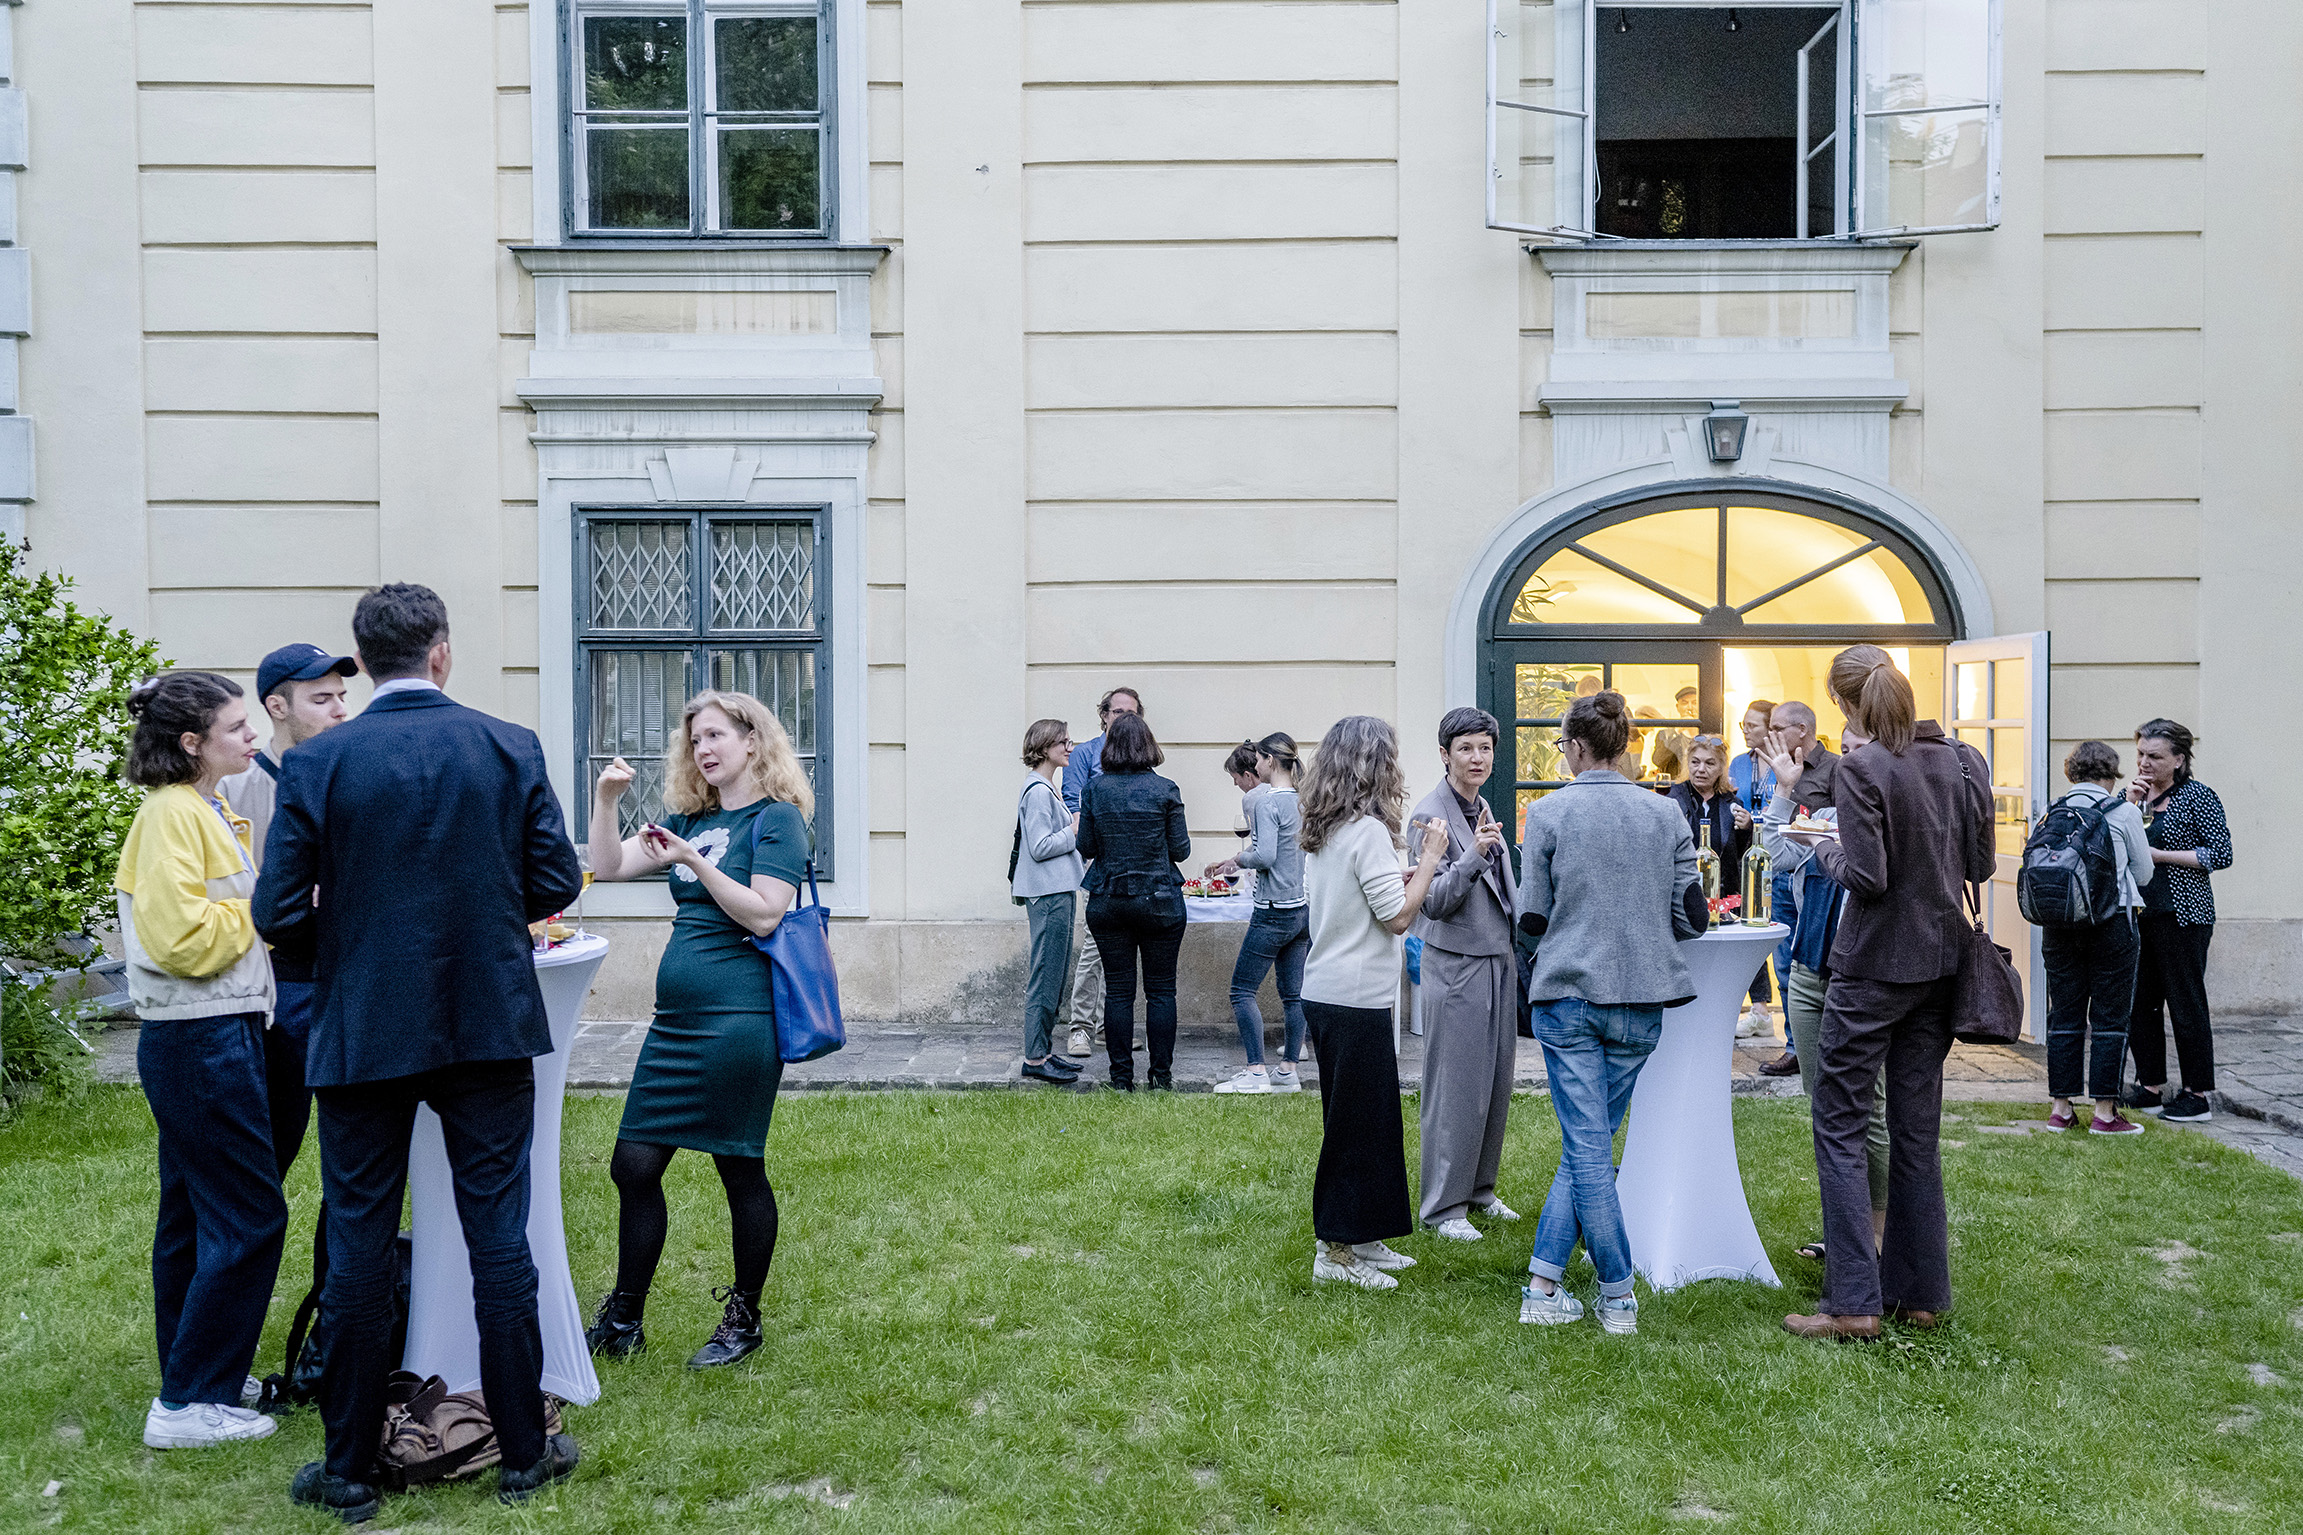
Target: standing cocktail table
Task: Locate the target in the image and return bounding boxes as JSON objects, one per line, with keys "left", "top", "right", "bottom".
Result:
{"left": 401, "top": 933, "right": 608, "bottom": 1405}
{"left": 1615, "top": 923, "right": 1787, "bottom": 1292}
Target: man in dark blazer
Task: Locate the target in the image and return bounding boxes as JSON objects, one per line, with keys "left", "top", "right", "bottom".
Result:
{"left": 256, "top": 583, "right": 584, "bottom": 1519}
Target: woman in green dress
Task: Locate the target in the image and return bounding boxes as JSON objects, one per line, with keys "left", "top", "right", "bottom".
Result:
{"left": 582, "top": 689, "right": 814, "bottom": 1370}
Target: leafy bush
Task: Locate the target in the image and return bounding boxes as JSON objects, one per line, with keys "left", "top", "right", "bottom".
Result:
{"left": 0, "top": 537, "right": 164, "bottom": 1099}
{"left": 0, "top": 979, "right": 90, "bottom": 1114}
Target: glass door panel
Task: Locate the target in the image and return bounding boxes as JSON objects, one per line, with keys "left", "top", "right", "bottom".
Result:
{"left": 1947, "top": 632, "right": 2049, "bottom": 1037}
{"left": 1486, "top": 642, "right": 1723, "bottom": 848}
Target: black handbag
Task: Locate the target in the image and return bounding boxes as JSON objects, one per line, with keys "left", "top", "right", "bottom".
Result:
{"left": 1947, "top": 742, "right": 2024, "bottom": 1045}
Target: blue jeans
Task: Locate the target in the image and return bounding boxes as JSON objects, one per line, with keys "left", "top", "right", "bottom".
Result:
{"left": 140, "top": 1012, "right": 289, "bottom": 1406}
{"left": 1771, "top": 869, "right": 1798, "bottom": 1042}
{"left": 1228, "top": 904, "right": 1308, "bottom": 1066}
{"left": 1528, "top": 997, "right": 1663, "bottom": 1300}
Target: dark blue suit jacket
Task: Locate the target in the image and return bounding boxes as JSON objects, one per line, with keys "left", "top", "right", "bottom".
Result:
{"left": 254, "top": 688, "right": 585, "bottom": 1087}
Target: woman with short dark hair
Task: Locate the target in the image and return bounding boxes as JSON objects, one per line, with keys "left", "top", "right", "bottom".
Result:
{"left": 1076, "top": 712, "right": 1192, "bottom": 1090}
{"left": 1781, "top": 646, "right": 1994, "bottom": 1341}
{"left": 116, "top": 673, "right": 287, "bottom": 1449}
{"left": 2123, "top": 719, "right": 2233, "bottom": 1124}
{"left": 2042, "top": 740, "right": 2155, "bottom": 1135}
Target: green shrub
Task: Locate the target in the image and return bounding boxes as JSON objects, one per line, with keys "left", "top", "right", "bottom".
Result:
{"left": 0, "top": 978, "right": 90, "bottom": 1114}
{"left": 0, "top": 537, "right": 164, "bottom": 1102}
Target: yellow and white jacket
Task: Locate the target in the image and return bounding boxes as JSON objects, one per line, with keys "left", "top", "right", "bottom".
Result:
{"left": 113, "top": 783, "right": 276, "bottom": 1022}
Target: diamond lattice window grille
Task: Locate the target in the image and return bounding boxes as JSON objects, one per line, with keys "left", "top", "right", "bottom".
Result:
{"left": 593, "top": 521, "right": 694, "bottom": 630}
{"left": 711, "top": 521, "right": 813, "bottom": 631}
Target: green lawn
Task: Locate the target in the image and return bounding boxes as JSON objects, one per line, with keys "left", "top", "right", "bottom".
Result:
{"left": 4, "top": 1086, "right": 2301, "bottom": 1534}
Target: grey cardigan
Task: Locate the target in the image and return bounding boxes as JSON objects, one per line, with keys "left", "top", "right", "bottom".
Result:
{"left": 1517, "top": 770, "right": 1704, "bottom": 1007}
{"left": 1236, "top": 786, "right": 1305, "bottom": 907}
{"left": 1010, "top": 772, "right": 1083, "bottom": 898}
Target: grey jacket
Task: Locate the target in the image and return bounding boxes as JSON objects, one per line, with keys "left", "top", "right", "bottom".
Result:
{"left": 1236, "top": 786, "right": 1305, "bottom": 907}
{"left": 1010, "top": 773, "right": 1083, "bottom": 898}
{"left": 1407, "top": 781, "right": 1516, "bottom": 958}
{"left": 1517, "top": 770, "right": 1703, "bottom": 1007}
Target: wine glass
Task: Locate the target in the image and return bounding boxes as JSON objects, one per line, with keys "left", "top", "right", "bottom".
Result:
{"left": 573, "top": 846, "right": 594, "bottom": 938}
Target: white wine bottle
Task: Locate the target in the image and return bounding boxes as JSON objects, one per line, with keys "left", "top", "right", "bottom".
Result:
{"left": 1696, "top": 820, "right": 1722, "bottom": 925}
{"left": 1741, "top": 839, "right": 1772, "bottom": 925}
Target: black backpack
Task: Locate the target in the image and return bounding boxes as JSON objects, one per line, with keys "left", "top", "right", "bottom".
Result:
{"left": 2016, "top": 792, "right": 2124, "bottom": 927}
{"left": 257, "top": 1233, "right": 411, "bottom": 1413}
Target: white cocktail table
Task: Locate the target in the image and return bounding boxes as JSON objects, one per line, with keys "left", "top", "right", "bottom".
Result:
{"left": 1615, "top": 923, "right": 1787, "bottom": 1292}
{"left": 401, "top": 933, "right": 608, "bottom": 1404}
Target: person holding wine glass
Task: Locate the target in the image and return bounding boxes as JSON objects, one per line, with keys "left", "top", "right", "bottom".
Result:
{"left": 1205, "top": 734, "right": 1309, "bottom": 1095}
{"left": 582, "top": 689, "right": 812, "bottom": 1371}
{"left": 2122, "top": 719, "right": 2233, "bottom": 1124}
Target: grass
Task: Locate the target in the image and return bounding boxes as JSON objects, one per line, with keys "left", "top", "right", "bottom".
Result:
{"left": 3, "top": 1087, "right": 2302, "bottom": 1534}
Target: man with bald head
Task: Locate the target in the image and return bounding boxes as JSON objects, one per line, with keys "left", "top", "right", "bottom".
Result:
{"left": 1756, "top": 700, "right": 1841, "bottom": 1076}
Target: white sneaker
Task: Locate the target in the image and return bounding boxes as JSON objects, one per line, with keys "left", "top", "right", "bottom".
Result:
{"left": 1474, "top": 1196, "right": 1521, "bottom": 1222}
{"left": 143, "top": 1399, "right": 278, "bottom": 1449}
{"left": 1599, "top": 1295, "right": 1639, "bottom": 1335}
{"left": 1267, "top": 1064, "right": 1304, "bottom": 1093}
{"left": 1519, "top": 1281, "right": 1585, "bottom": 1325}
{"left": 1313, "top": 1244, "right": 1398, "bottom": 1291}
{"left": 1350, "top": 1240, "right": 1416, "bottom": 1271}
{"left": 1431, "top": 1216, "right": 1483, "bottom": 1242}
{"left": 1066, "top": 1027, "right": 1091, "bottom": 1058}
{"left": 1213, "top": 1069, "right": 1271, "bottom": 1095}
{"left": 1735, "top": 1010, "right": 1762, "bottom": 1039}
{"left": 240, "top": 1375, "right": 263, "bottom": 1408}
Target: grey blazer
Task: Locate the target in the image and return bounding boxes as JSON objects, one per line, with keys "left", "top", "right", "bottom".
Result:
{"left": 1517, "top": 770, "right": 1704, "bottom": 1007}
{"left": 1010, "top": 773, "right": 1083, "bottom": 898}
{"left": 1407, "top": 781, "right": 1516, "bottom": 958}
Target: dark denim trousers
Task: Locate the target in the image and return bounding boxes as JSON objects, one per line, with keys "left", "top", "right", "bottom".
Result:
{"left": 1086, "top": 896, "right": 1185, "bottom": 1080}
{"left": 1228, "top": 904, "right": 1309, "bottom": 1065}
{"left": 2044, "top": 915, "right": 2140, "bottom": 1100}
{"left": 140, "top": 1012, "right": 289, "bottom": 1406}
{"left": 1528, "top": 997, "right": 1662, "bottom": 1299}
{"left": 1813, "top": 974, "right": 1956, "bottom": 1318}
{"left": 315, "top": 1059, "right": 545, "bottom": 1480}
{"left": 265, "top": 979, "right": 329, "bottom": 1292}
{"left": 1021, "top": 891, "right": 1075, "bottom": 1059}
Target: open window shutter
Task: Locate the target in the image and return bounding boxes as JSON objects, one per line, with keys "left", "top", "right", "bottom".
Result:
{"left": 1851, "top": 0, "right": 2001, "bottom": 237}
{"left": 1797, "top": 10, "right": 1849, "bottom": 237}
{"left": 1945, "top": 631, "right": 2049, "bottom": 1038}
{"left": 1486, "top": 0, "right": 1595, "bottom": 240}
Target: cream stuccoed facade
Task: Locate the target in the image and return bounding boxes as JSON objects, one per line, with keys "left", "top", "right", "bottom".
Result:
{"left": 12, "top": 1, "right": 2301, "bottom": 1023}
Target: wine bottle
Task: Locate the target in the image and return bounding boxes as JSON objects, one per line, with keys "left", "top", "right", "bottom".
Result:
{"left": 1741, "top": 839, "right": 1772, "bottom": 925}
{"left": 1695, "top": 820, "right": 1721, "bottom": 925}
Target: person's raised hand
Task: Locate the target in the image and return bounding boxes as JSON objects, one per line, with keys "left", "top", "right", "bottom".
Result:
{"left": 1730, "top": 802, "right": 1753, "bottom": 831}
{"left": 1472, "top": 818, "right": 1505, "bottom": 858}
{"left": 1759, "top": 729, "right": 1805, "bottom": 791}
{"left": 596, "top": 756, "right": 637, "bottom": 803}
{"left": 641, "top": 821, "right": 699, "bottom": 868}
{"left": 1414, "top": 817, "right": 1450, "bottom": 868}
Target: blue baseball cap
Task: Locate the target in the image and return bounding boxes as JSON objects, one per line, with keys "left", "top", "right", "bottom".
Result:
{"left": 257, "top": 643, "right": 359, "bottom": 702}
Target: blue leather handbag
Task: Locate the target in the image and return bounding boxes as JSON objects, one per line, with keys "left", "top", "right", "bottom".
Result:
{"left": 750, "top": 855, "right": 845, "bottom": 1063}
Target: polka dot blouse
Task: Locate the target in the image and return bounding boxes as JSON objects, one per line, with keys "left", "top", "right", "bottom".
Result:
{"left": 2141, "top": 778, "right": 2232, "bottom": 926}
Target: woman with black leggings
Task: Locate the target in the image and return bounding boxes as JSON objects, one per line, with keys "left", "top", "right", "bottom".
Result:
{"left": 1077, "top": 712, "right": 1192, "bottom": 1091}
{"left": 2124, "top": 718, "right": 2233, "bottom": 1125}
{"left": 583, "top": 689, "right": 813, "bottom": 1369}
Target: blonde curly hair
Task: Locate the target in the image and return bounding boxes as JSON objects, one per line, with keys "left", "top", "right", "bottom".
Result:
{"left": 662, "top": 689, "right": 815, "bottom": 820}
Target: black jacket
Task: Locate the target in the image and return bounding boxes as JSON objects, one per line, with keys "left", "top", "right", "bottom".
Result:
{"left": 1666, "top": 781, "right": 1751, "bottom": 895}
{"left": 254, "top": 688, "right": 584, "bottom": 1086}
{"left": 1076, "top": 769, "right": 1191, "bottom": 911}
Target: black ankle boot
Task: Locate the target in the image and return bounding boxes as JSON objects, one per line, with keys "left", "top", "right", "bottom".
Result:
{"left": 686, "top": 1286, "right": 763, "bottom": 1370}
{"left": 584, "top": 1289, "right": 647, "bottom": 1358}
{"left": 1147, "top": 1067, "right": 1174, "bottom": 1091}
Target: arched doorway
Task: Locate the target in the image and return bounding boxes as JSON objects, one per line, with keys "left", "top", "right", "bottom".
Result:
{"left": 1477, "top": 486, "right": 1961, "bottom": 839}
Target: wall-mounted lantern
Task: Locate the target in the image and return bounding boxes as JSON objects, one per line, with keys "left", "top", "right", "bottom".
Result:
{"left": 1704, "top": 401, "right": 1749, "bottom": 463}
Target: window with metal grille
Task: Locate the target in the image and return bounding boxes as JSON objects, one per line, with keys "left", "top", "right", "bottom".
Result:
{"left": 567, "top": 0, "right": 833, "bottom": 238}
{"left": 577, "top": 509, "right": 827, "bottom": 871}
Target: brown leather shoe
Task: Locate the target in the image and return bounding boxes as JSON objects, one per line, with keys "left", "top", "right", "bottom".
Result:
{"left": 1887, "top": 1306, "right": 1943, "bottom": 1330}
{"left": 1758, "top": 1052, "right": 1801, "bottom": 1078}
{"left": 1782, "top": 1312, "right": 1881, "bottom": 1340}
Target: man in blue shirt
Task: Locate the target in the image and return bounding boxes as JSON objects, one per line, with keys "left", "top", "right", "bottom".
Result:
{"left": 1059, "top": 687, "right": 1143, "bottom": 1056}
{"left": 1727, "top": 697, "right": 1778, "bottom": 816}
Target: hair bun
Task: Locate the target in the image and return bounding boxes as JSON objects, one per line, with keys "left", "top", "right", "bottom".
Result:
{"left": 1592, "top": 689, "right": 1627, "bottom": 719}
{"left": 126, "top": 677, "right": 164, "bottom": 716}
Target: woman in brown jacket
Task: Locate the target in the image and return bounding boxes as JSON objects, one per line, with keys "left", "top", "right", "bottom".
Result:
{"left": 1780, "top": 645, "right": 1994, "bottom": 1341}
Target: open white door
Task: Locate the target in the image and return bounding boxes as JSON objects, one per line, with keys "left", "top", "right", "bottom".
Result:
{"left": 1851, "top": 0, "right": 2001, "bottom": 236}
{"left": 1945, "top": 632, "right": 2048, "bottom": 1039}
{"left": 1796, "top": 10, "right": 1850, "bottom": 237}
{"left": 1486, "top": 0, "right": 1596, "bottom": 239}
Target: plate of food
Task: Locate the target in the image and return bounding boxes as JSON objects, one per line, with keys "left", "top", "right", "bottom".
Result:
{"left": 1785, "top": 816, "right": 1838, "bottom": 839}
{"left": 1182, "top": 877, "right": 1237, "bottom": 899}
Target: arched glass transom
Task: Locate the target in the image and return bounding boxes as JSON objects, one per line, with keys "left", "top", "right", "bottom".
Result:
{"left": 1491, "top": 493, "right": 1956, "bottom": 641}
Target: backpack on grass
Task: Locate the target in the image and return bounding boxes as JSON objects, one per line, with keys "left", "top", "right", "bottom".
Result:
{"left": 375, "top": 1371, "right": 565, "bottom": 1489}
{"left": 258, "top": 1233, "right": 410, "bottom": 1414}
{"left": 2016, "top": 792, "right": 2124, "bottom": 927}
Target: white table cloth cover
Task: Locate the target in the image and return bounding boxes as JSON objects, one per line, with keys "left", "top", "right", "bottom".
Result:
{"left": 1182, "top": 893, "right": 1255, "bottom": 924}
{"left": 402, "top": 933, "right": 608, "bottom": 1405}
{"left": 1613, "top": 923, "right": 1787, "bottom": 1293}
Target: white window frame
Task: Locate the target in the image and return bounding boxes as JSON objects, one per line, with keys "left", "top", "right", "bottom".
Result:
{"left": 541, "top": 0, "right": 869, "bottom": 245}
{"left": 1486, "top": 0, "right": 2000, "bottom": 242}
